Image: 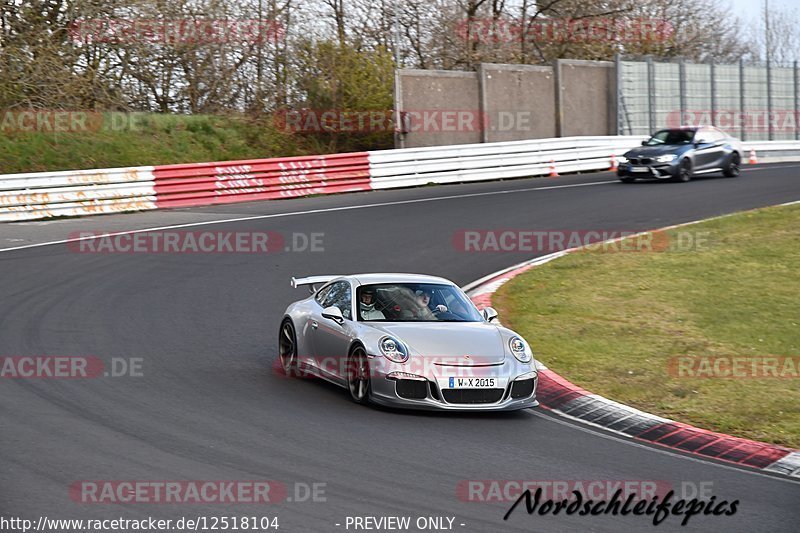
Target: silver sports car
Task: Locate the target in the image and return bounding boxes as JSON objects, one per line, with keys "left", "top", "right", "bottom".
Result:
{"left": 278, "top": 273, "right": 539, "bottom": 411}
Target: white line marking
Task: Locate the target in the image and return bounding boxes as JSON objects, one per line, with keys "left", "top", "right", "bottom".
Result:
{"left": 527, "top": 410, "right": 800, "bottom": 485}
{"left": 0, "top": 180, "right": 617, "bottom": 253}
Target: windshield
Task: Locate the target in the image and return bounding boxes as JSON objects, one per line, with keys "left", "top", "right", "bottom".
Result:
{"left": 644, "top": 129, "right": 695, "bottom": 145}
{"left": 356, "top": 283, "right": 483, "bottom": 322}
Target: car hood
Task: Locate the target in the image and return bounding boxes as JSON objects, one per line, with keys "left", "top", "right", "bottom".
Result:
{"left": 625, "top": 144, "right": 688, "bottom": 157}
{"left": 370, "top": 322, "right": 506, "bottom": 365}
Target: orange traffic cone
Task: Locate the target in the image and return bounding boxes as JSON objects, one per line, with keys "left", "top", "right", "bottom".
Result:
{"left": 609, "top": 153, "right": 618, "bottom": 171}
{"left": 748, "top": 149, "right": 758, "bottom": 164}
{"left": 548, "top": 159, "right": 559, "bottom": 178}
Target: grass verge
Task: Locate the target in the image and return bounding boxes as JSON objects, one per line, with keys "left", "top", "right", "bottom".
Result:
{"left": 495, "top": 204, "right": 800, "bottom": 447}
{"left": 0, "top": 113, "right": 392, "bottom": 174}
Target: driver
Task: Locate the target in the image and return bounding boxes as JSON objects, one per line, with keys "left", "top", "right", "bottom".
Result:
{"left": 403, "top": 289, "right": 447, "bottom": 319}
{"left": 358, "top": 287, "right": 385, "bottom": 320}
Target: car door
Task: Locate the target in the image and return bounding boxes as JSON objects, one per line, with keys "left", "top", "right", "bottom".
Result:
{"left": 297, "top": 283, "right": 334, "bottom": 368}
{"left": 707, "top": 129, "right": 730, "bottom": 168}
{"left": 313, "top": 280, "right": 356, "bottom": 381}
{"left": 693, "top": 128, "right": 725, "bottom": 170}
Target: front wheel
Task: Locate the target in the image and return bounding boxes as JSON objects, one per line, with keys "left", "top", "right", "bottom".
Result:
{"left": 675, "top": 158, "right": 692, "bottom": 182}
{"left": 346, "top": 346, "right": 371, "bottom": 404}
{"left": 619, "top": 177, "right": 635, "bottom": 184}
{"left": 723, "top": 152, "right": 741, "bottom": 177}
{"left": 278, "top": 320, "right": 298, "bottom": 375}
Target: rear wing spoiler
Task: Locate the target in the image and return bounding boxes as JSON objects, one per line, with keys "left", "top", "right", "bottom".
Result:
{"left": 290, "top": 275, "right": 342, "bottom": 293}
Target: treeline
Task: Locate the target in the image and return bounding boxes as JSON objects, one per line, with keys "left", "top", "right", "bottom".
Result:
{"left": 0, "top": 0, "right": 792, "bottom": 154}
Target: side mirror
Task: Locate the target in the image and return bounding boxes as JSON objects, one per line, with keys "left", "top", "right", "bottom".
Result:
{"left": 482, "top": 307, "right": 499, "bottom": 322}
{"left": 321, "top": 306, "right": 344, "bottom": 323}
{"left": 641, "top": 140, "right": 648, "bottom": 146}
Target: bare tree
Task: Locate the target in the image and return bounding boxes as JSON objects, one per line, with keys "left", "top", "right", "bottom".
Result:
{"left": 745, "top": 0, "right": 800, "bottom": 65}
{"left": 0, "top": 0, "right": 764, "bottom": 115}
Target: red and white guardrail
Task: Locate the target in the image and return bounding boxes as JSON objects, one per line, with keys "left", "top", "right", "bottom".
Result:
{"left": 2, "top": 136, "right": 799, "bottom": 222}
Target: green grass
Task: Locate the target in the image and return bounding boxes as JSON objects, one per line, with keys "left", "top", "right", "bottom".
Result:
{"left": 0, "top": 113, "right": 392, "bottom": 174}
{"left": 495, "top": 204, "right": 800, "bottom": 447}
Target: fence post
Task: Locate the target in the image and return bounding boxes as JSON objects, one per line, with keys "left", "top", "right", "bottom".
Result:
{"left": 767, "top": 60, "right": 774, "bottom": 140}
{"left": 554, "top": 59, "right": 564, "bottom": 137}
{"left": 739, "top": 59, "right": 747, "bottom": 142}
{"left": 795, "top": 60, "right": 799, "bottom": 141}
{"left": 394, "top": 69, "right": 405, "bottom": 149}
{"left": 679, "top": 58, "right": 686, "bottom": 126}
{"left": 477, "top": 63, "right": 489, "bottom": 143}
{"left": 647, "top": 56, "right": 655, "bottom": 133}
{"left": 615, "top": 54, "right": 622, "bottom": 135}
{"left": 710, "top": 61, "right": 717, "bottom": 127}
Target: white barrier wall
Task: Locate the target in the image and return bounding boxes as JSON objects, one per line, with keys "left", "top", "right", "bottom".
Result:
{"left": 1, "top": 137, "right": 799, "bottom": 222}
{"left": 368, "top": 136, "right": 648, "bottom": 189}
{"left": 0, "top": 167, "right": 156, "bottom": 222}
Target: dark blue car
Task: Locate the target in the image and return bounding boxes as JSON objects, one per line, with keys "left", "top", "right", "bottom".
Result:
{"left": 618, "top": 126, "right": 743, "bottom": 183}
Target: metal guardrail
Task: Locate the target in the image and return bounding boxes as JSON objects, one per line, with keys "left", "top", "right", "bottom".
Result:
{"left": 151, "top": 153, "right": 371, "bottom": 209}
{"left": 1, "top": 137, "right": 798, "bottom": 222}
{"left": 0, "top": 167, "right": 156, "bottom": 222}
{"left": 368, "top": 136, "right": 648, "bottom": 189}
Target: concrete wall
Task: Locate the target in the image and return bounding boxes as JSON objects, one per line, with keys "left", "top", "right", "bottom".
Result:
{"left": 397, "top": 69, "right": 480, "bottom": 148}
{"left": 556, "top": 60, "right": 616, "bottom": 137}
{"left": 480, "top": 64, "right": 556, "bottom": 142}
{"left": 397, "top": 61, "right": 617, "bottom": 147}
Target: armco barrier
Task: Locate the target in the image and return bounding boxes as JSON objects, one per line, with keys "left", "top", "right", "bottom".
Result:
{"left": 153, "top": 152, "right": 371, "bottom": 209}
{"left": 2, "top": 137, "right": 799, "bottom": 222}
{"left": 368, "top": 135, "right": 648, "bottom": 188}
{"left": 0, "top": 167, "right": 156, "bottom": 222}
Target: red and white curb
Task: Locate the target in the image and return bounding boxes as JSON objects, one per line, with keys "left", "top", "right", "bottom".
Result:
{"left": 464, "top": 217, "right": 800, "bottom": 478}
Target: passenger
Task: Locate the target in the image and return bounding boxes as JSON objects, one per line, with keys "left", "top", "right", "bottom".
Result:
{"left": 358, "top": 287, "right": 385, "bottom": 320}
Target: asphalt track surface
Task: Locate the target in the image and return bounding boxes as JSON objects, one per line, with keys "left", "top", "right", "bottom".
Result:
{"left": 2, "top": 164, "right": 800, "bottom": 532}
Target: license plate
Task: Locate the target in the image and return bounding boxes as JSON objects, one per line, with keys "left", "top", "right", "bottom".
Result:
{"left": 448, "top": 377, "right": 497, "bottom": 388}
{"left": 631, "top": 166, "right": 649, "bottom": 172}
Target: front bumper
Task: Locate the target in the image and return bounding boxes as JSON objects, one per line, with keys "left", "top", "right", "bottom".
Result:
{"left": 367, "top": 356, "right": 539, "bottom": 411}
{"left": 617, "top": 161, "right": 679, "bottom": 179}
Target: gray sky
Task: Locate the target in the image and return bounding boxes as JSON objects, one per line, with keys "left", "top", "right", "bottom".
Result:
{"left": 728, "top": 0, "right": 796, "bottom": 22}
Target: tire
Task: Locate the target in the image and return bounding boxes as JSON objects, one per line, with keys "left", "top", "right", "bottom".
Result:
{"left": 278, "top": 319, "right": 298, "bottom": 375}
{"left": 619, "top": 177, "right": 635, "bottom": 183}
{"left": 723, "top": 152, "right": 741, "bottom": 177}
{"left": 675, "top": 158, "right": 692, "bottom": 182}
{"left": 346, "top": 345, "right": 371, "bottom": 405}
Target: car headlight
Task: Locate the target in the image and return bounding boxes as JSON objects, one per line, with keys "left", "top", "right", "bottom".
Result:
{"left": 379, "top": 336, "right": 409, "bottom": 363}
{"left": 655, "top": 154, "right": 677, "bottom": 163}
{"left": 509, "top": 336, "right": 532, "bottom": 363}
